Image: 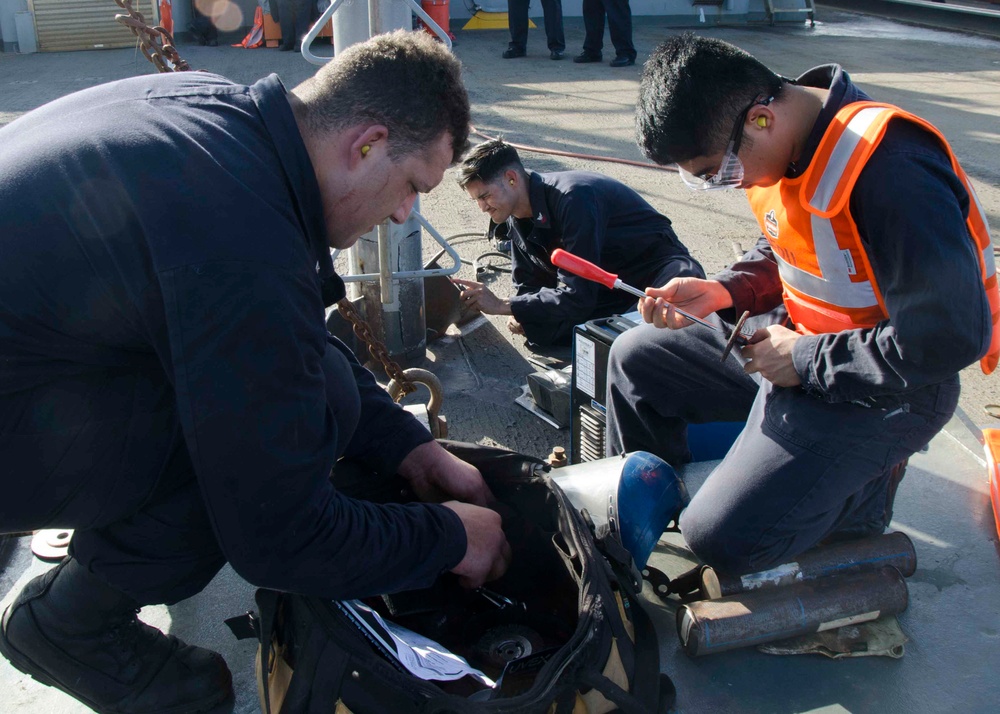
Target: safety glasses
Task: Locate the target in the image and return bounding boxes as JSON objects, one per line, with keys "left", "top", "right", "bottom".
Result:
{"left": 678, "top": 95, "right": 775, "bottom": 191}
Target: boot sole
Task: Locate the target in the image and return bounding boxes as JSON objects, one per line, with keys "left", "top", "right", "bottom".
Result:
{"left": 0, "top": 603, "right": 233, "bottom": 714}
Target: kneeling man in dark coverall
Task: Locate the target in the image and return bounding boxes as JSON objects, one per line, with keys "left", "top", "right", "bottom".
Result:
{"left": 606, "top": 35, "right": 998, "bottom": 576}
{"left": 453, "top": 139, "right": 705, "bottom": 346}
{"left": 0, "top": 31, "right": 510, "bottom": 713}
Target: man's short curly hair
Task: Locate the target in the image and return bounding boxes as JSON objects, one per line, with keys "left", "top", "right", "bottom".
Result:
{"left": 636, "top": 34, "right": 784, "bottom": 166}
{"left": 292, "top": 30, "right": 470, "bottom": 163}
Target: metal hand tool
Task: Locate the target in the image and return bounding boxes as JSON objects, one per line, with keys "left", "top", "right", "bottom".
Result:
{"left": 550, "top": 248, "right": 753, "bottom": 360}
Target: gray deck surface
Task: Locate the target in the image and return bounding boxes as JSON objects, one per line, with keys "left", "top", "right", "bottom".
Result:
{"left": 2, "top": 6, "right": 999, "bottom": 713}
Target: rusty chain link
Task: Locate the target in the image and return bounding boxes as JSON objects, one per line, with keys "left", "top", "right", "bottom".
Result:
{"left": 336, "top": 299, "right": 417, "bottom": 400}
{"left": 114, "top": 0, "right": 192, "bottom": 73}
{"left": 113, "top": 3, "right": 419, "bottom": 401}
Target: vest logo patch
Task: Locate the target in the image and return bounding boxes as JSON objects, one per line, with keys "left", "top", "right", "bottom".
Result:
{"left": 764, "top": 210, "right": 779, "bottom": 239}
{"left": 841, "top": 249, "right": 857, "bottom": 276}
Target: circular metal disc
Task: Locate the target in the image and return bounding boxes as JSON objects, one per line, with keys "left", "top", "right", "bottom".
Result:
{"left": 31, "top": 529, "right": 73, "bottom": 562}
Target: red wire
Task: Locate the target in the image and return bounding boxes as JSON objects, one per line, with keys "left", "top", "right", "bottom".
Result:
{"left": 469, "top": 126, "right": 679, "bottom": 174}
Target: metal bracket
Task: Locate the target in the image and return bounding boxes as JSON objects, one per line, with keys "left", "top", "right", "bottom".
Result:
{"left": 332, "top": 210, "right": 462, "bottom": 284}
{"left": 301, "top": 0, "right": 452, "bottom": 67}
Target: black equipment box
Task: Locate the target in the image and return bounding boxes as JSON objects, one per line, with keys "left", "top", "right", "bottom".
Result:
{"left": 570, "top": 314, "right": 638, "bottom": 464}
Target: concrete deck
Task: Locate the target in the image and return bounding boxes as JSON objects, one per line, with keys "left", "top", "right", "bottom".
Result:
{"left": 1, "top": 7, "right": 999, "bottom": 713}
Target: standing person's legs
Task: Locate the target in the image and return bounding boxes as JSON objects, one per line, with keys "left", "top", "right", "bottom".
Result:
{"left": 680, "top": 378, "right": 959, "bottom": 574}
{"left": 604, "top": 0, "right": 635, "bottom": 61}
{"left": 605, "top": 313, "right": 773, "bottom": 463}
{"left": 578, "top": 0, "right": 605, "bottom": 59}
{"left": 539, "top": 0, "right": 565, "bottom": 52}
{"left": 277, "top": 0, "right": 311, "bottom": 51}
{"left": 506, "top": 0, "right": 530, "bottom": 54}
{"left": 293, "top": 0, "right": 314, "bottom": 46}
{"left": 190, "top": 1, "right": 218, "bottom": 45}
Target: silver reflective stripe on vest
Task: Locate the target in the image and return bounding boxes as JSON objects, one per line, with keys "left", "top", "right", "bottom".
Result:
{"left": 774, "top": 213, "right": 879, "bottom": 309}
{"left": 809, "top": 106, "right": 890, "bottom": 213}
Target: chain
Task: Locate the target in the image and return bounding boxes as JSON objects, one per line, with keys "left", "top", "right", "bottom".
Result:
{"left": 114, "top": 0, "right": 192, "bottom": 73}
{"left": 112, "top": 4, "right": 417, "bottom": 401}
{"left": 336, "top": 299, "right": 417, "bottom": 400}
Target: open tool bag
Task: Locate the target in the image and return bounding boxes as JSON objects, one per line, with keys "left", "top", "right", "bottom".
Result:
{"left": 238, "top": 442, "right": 673, "bottom": 714}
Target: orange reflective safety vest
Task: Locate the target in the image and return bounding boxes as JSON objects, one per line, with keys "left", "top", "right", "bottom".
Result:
{"left": 746, "top": 101, "right": 1000, "bottom": 374}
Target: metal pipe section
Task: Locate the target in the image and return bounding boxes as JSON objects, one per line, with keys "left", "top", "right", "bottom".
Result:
{"left": 677, "top": 566, "right": 909, "bottom": 657}
{"left": 700, "top": 531, "right": 917, "bottom": 599}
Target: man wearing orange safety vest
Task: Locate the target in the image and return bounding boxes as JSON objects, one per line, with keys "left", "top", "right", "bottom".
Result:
{"left": 605, "top": 34, "right": 998, "bottom": 576}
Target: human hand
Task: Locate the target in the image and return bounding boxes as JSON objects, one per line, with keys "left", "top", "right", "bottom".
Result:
{"left": 740, "top": 324, "right": 802, "bottom": 386}
{"left": 398, "top": 441, "right": 495, "bottom": 507}
{"left": 506, "top": 316, "right": 524, "bottom": 335}
{"left": 451, "top": 278, "right": 512, "bottom": 315}
{"left": 442, "top": 501, "right": 512, "bottom": 588}
{"left": 639, "top": 278, "right": 733, "bottom": 329}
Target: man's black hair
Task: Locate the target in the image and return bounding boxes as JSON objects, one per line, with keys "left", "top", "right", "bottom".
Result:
{"left": 457, "top": 139, "right": 526, "bottom": 188}
{"left": 636, "top": 34, "right": 785, "bottom": 165}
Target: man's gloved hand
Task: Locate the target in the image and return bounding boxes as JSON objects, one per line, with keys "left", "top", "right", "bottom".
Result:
{"left": 442, "top": 501, "right": 512, "bottom": 588}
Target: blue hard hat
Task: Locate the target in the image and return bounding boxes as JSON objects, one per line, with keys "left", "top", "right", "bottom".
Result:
{"left": 615, "top": 451, "right": 690, "bottom": 568}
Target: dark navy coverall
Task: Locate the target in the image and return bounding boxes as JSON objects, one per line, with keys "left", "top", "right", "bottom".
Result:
{"left": 0, "top": 72, "right": 466, "bottom": 605}
{"left": 506, "top": 171, "right": 704, "bottom": 346}
{"left": 606, "top": 66, "right": 991, "bottom": 574}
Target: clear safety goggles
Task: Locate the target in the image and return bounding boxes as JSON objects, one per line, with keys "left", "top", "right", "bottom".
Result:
{"left": 678, "top": 95, "right": 775, "bottom": 192}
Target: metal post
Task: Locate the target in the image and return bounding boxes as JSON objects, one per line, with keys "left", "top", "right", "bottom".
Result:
{"left": 334, "top": 0, "right": 428, "bottom": 368}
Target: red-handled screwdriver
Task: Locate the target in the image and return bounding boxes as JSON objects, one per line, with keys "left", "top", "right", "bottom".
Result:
{"left": 550, "top": 248, "right": 752, "bottom": 360}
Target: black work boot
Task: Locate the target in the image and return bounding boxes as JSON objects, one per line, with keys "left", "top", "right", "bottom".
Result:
{"left": 0, "top": 558, "right": 232, "bottom": 714}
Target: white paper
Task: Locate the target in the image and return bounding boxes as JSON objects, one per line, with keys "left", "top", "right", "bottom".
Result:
{"left": 574, "top": 332, "right": 597, "bottom": 399}
{"left": 345, "top": 601, "right": 495, "bottom": 687}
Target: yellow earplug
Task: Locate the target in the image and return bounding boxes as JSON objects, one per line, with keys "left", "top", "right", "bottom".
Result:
{"left": 756, "top": 116, "right": 767, "bottom": 128}
{"left": 361, "top": 145, "right": 371, "bottom": 156}
{"left": 509, "top": 179, "right": 514, "bottom": 185}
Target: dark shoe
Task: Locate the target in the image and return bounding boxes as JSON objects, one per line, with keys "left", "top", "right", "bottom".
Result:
{"left": 573, "top": 52, "right": 602, "bottom": 63}
{"left": 502, "top": 46, "right": 526, "bottom": 59}
{"left": 610, "top": 55, "right": 636, "bottom": 67}
{"left": 0, "top": 559, "right": 232, "bottom": 714}
{"left": 205, "top": 39, "right": 218, "bottom": 47}
{"left": 278, "top": 44, "right": 294, "bottom": 51}
{"left": 550, "top": 49, "right": 565, "bottom": 60}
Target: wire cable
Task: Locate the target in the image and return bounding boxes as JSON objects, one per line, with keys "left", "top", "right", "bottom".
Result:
{"left": 469, "top": 126, "right": 679, "bottom": 174}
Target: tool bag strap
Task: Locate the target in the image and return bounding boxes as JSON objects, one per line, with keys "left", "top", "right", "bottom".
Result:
{"left": 255, "top": 588, "right": 281, "bottom": 714}
{"left": 578, "top": 670, "right": 654, "bottom": 714}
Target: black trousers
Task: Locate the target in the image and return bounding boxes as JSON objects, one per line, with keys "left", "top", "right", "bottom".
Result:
{"left": 605, "top": 309, "right": 958, "bottom": 574}
{"left": 275, "top": 0, "right": 313, "bottom": 50}
{"left": 507, "top": 0, "right": 565, "bottom": 52}
{"left": 581, "top": 0, "right": 634, "bottom": 59}
{"left": 0, "top": 345, "right": 362, "bottom": 606}
{"left": 189, "top": 2, "right": 218, "bottom": 42}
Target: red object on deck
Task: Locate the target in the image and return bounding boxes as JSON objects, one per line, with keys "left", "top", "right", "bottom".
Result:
{"left": 158, "top": 0, "right": 173, "bottom": 35}
{"left": 550, "top": 248, "right": 620, "bottom": 290}
{"left": 983, "top": 428, "right": 1000, "bottom": 540}
{"left": 421, "top": 0, "right": 455, "bottom": 40}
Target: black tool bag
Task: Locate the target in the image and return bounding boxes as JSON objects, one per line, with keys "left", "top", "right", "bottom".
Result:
{"left": 232, "top": 442, "right": 673, "bottom": 714}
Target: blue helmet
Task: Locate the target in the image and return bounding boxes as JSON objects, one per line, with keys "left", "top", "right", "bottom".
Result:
{"left": 615, "top": 452, "right": 690, "bottom": 568}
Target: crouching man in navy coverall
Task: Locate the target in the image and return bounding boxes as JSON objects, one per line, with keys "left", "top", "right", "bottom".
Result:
{"left": 453, "top": 139, "right": 704, "bottom": 346}
{"left": 0, "top": 31, "right": 511, "bottom": 713}
{"left": 606, "top": 35, "right": 998, "bottom": 576}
